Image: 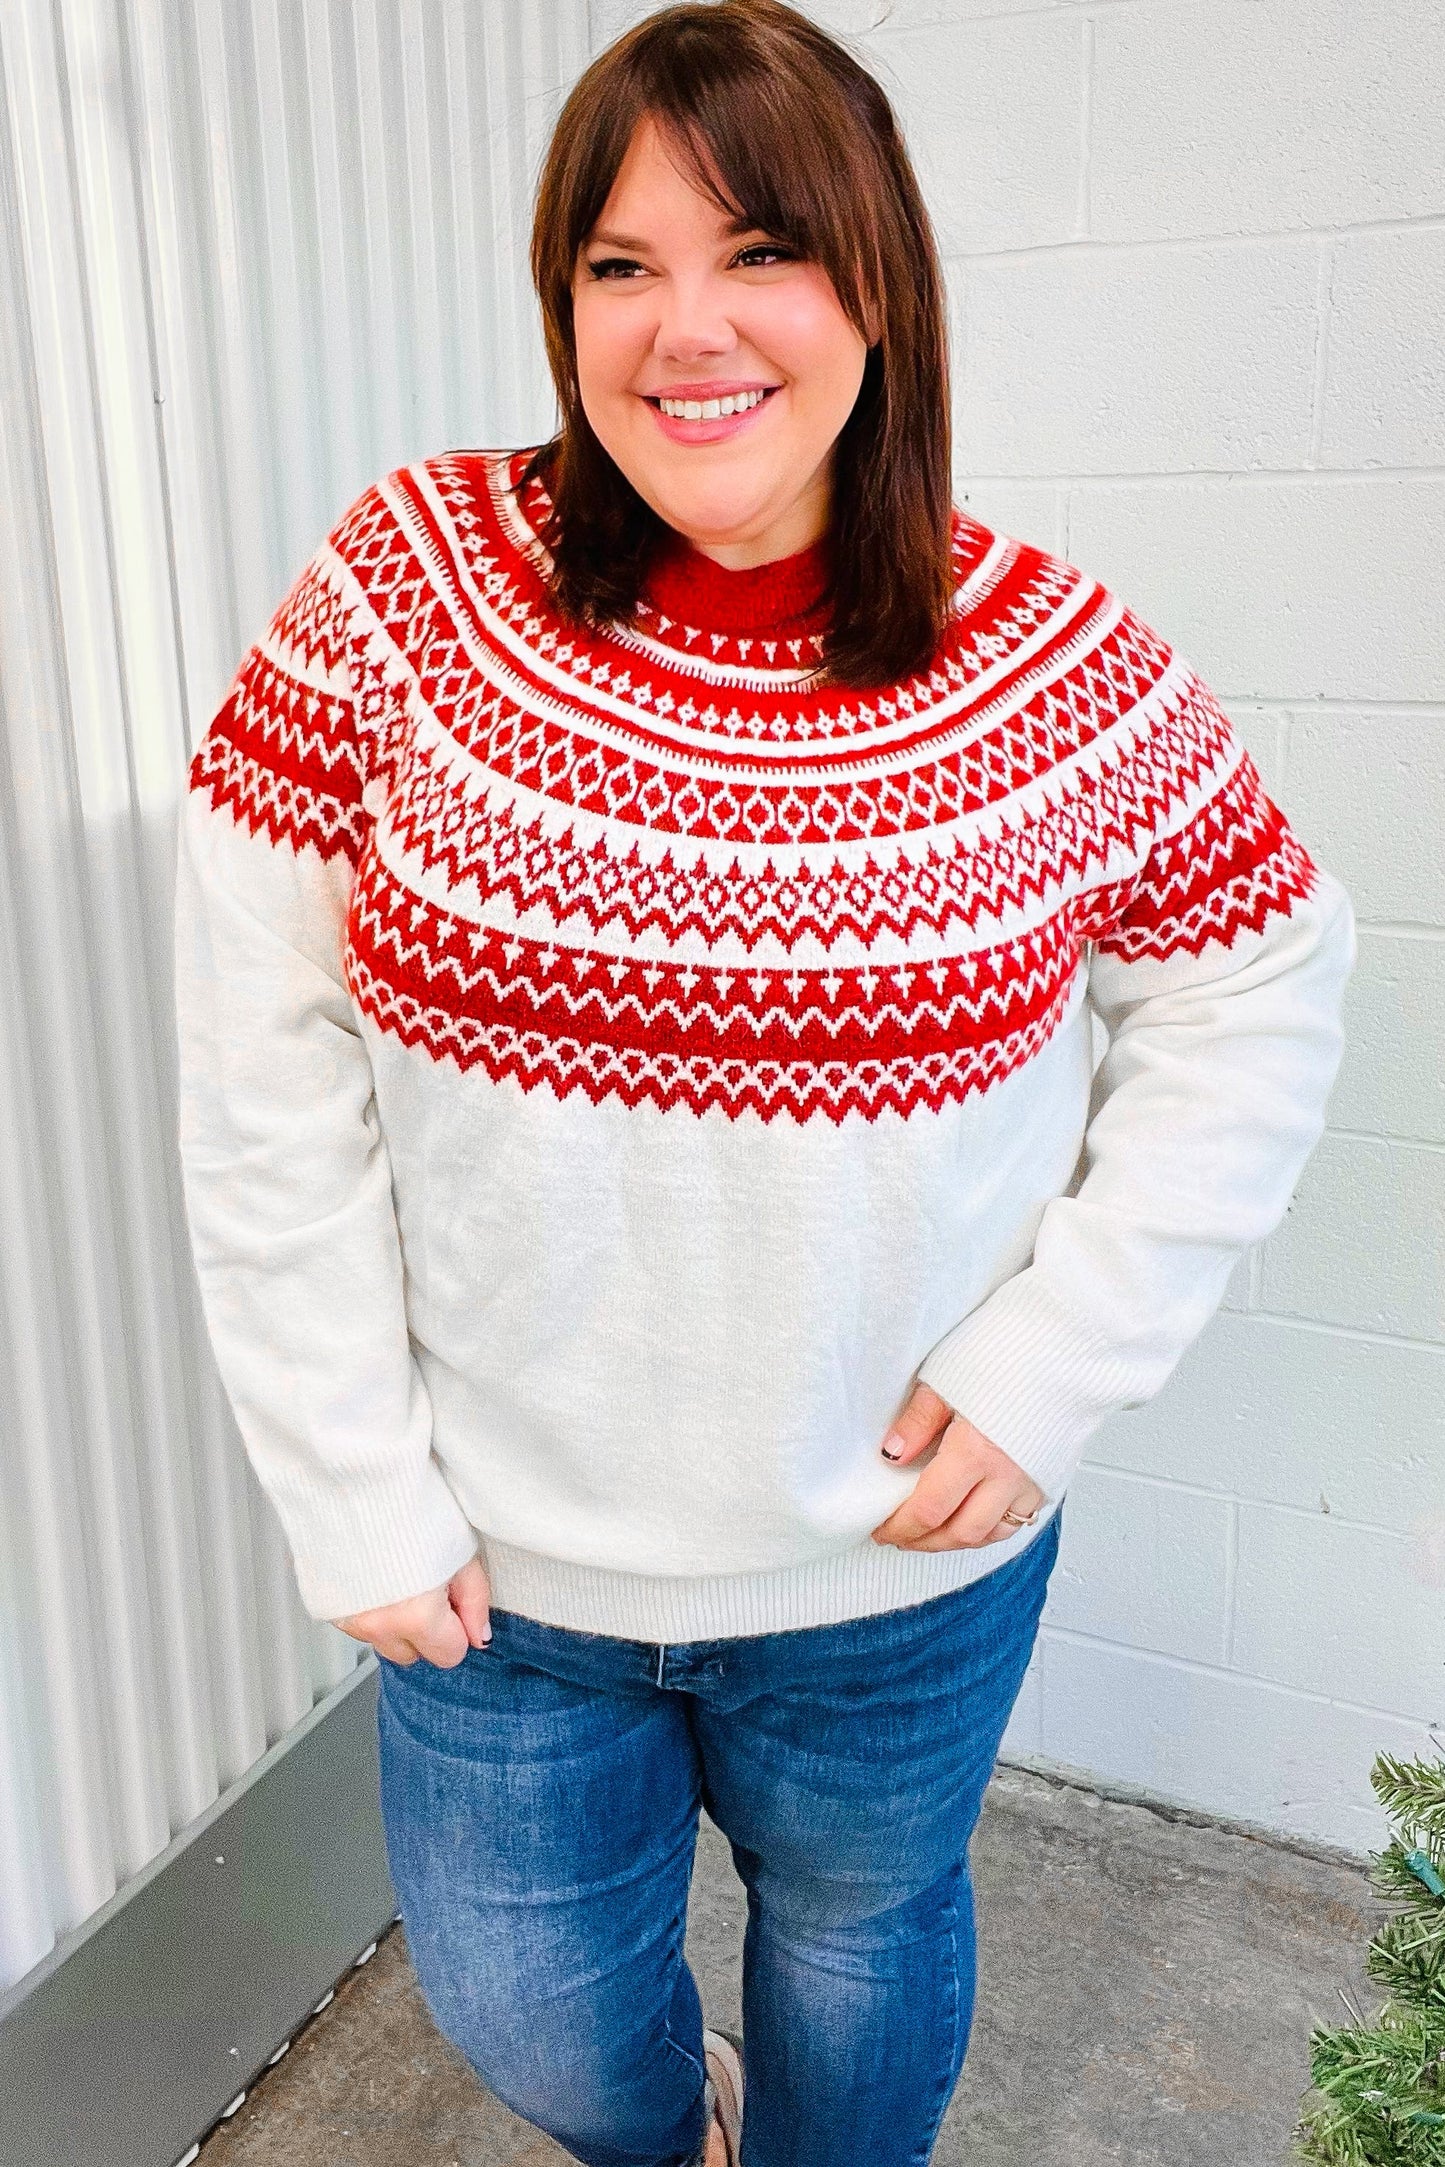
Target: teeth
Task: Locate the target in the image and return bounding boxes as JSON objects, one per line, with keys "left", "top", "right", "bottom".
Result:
{"left": 658, "top": 388, "right": 770, "bottom": 419}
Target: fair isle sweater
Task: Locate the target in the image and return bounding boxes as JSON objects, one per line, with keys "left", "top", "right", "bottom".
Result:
{"left": 173, "top": 445, "right": 1355, "bottom": 1640}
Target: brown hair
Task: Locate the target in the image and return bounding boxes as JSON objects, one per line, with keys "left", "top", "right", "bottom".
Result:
{"left": 515, "top": 0, "right": 954, "bottom": 691}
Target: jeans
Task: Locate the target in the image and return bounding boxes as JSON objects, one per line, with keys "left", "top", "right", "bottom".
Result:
{"left": 375, "top": 1502, "right": 1062, "bottom": 2167}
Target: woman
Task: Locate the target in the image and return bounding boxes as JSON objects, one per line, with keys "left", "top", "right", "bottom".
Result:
{"left": 172, "top": 3, "right": 1355, "bottom": 2163}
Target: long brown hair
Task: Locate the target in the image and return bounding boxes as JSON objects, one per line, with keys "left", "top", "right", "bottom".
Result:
{"left": 516, "top": 0, "right": 954, "bottom": 691}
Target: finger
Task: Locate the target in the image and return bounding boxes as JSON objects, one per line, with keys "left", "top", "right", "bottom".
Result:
{"left": 918, "top": 1476, "right": 1023, "bottom": 1550}
{"left": 872, "top": 1432, "right": 986, "bottom": 1545}
{"left": 333, "top": 1613, "right": 416, "bottom": 1661}
{"left": 895, "top": 1473, "right": 1019, "bottom": 1552}
{"left": 449, "top": 1554, "right": 493, "bottom": 1646}
{"left": 376, "top": 1638, "right": 419, "bottom": 1665}
{"left": 993, "top": 1479, "right": 1047, "bottom": 1528}
{"left": 879, "top": 1381, "right": 957, "bottom": 1465}
{"left": 414, "top": 1601, "right": 472, "bottom": 1669}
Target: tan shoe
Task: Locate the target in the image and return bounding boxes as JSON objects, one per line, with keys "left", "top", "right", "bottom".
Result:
{"left": 702, "top": 2025, "right": 744, "bottom": 2167}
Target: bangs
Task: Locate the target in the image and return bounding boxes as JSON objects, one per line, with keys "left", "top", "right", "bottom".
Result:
{"left": 561, "top": 30, "right": 884, "bottom": 334}
{"left": 658, "top": 101, "right": 875, "bottom": 314}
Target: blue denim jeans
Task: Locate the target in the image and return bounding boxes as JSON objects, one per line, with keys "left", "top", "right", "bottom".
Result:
{"left": 375, "top": 1503, "right": 1062, "bottom": 2167}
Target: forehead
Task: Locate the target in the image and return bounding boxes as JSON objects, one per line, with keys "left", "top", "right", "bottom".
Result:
{"left": 586, "top": 114, "right": 757, "bottom": 245}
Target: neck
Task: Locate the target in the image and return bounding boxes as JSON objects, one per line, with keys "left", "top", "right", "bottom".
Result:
{"left": 670, "top": 493, "right": 830, "bottom": 574}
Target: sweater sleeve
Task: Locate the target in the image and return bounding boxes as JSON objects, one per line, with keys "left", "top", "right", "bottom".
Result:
{"left": 172, "top": 503, "right": 480, "bottom": 1621}
{"left": 913, "top": 628, "right": 1356, "bottom": 1502}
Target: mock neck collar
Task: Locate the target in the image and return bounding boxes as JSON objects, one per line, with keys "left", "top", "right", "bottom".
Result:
{"left": 640, "top": 523, "right": 833, "bottom": 636}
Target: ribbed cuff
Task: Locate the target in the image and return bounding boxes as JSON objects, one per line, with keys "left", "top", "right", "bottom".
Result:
{"left": 914, "top": 1270, "right": 1138, "bottom": 1501}
{"left": 271, "top": 1457, "right": 481, "bottom": 1622}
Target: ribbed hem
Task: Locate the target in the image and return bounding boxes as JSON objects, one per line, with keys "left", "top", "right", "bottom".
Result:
{"left": 914, "top": 1269, "right": 1138, "bottom": 1502}
{"left": 476, "top": 1506, "right": 1059, "bottom": 1641}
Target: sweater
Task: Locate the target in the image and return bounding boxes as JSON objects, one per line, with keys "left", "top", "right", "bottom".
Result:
{"left": 172, "top": 444, "right": 1355, "bottom": 1640}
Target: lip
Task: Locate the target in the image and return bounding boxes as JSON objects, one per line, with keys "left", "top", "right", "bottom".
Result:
{"left": 644, "top": 380, "right": 782, "bottom": 400}
{"left": 642, "top": 383, "right": 782, "bottom": 445}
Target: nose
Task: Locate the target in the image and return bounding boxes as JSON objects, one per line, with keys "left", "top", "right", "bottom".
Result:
{"left": 653, "top": 270, "right": 739, "bottom": 363}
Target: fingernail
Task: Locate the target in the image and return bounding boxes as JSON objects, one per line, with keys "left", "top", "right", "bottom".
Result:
{"left": 881, "top": 1433, "right": 904, "bottom": 1460}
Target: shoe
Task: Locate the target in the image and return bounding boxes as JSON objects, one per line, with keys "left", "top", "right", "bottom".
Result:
{"left": 702, "top": 2024, "right": 745, "bottom": 2166}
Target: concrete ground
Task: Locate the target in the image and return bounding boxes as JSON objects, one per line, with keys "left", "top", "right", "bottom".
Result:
{"left": 198, "top": 1763, "right": 1386, "bottom": 2167}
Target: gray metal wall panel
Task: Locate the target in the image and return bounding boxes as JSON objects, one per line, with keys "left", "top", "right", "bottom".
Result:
{"left": 0, "top": 1664, "right": 397, "bottom": 2167}
{"left": 0, "top": 0, "right": 586, "bottom": 2018}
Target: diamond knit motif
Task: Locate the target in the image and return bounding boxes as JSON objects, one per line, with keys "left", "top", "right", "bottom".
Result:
{"left": 192, "top": 445, "right": 1318, "bottom": 1127}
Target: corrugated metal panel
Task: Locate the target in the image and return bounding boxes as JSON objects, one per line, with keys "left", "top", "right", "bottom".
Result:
{"left": 0, "top": 0, "right": 588, "bottom": 1996}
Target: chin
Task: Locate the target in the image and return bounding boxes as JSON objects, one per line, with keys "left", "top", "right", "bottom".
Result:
{"left": 647, "top": 470, "right": 784, "bottom": 528}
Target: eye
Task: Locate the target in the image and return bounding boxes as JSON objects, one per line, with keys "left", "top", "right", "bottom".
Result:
{"left": 585, "top": 256, "right": 642, "bottom": 281}
{"left": 582, "top": 241, "right": 799, "bottom": 281}
{"left": 734, "top": 243, "right": 797, "bottom": 267}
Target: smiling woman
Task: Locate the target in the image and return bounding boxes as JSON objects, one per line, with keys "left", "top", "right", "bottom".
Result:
{"left": 170, "top": 3, "right": 1356, "bottom": 2165}
{"left": 569, "top": 113, "right": 869, "bottom": 561}
{"left": 571, "top": 109, "right": 870, "bottom": 572}
{"left": 520, "top": 0, "right": 954, "bottom": 687}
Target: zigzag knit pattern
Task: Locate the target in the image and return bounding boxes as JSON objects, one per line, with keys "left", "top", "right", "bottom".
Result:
{"left": 190, "top": 446, "right": 1317, "bottom": 1129}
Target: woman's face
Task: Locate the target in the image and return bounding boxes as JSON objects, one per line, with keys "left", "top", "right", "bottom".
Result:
{"left": 571, "top": 114, "right": 871, "bottom": 568}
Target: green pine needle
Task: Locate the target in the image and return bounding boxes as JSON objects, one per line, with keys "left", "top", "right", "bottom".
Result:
{"left": 1368, "top": 1911, "right": 1445, "bottom": 2014}
{"left": 1375, "top": 1842, "right": 1445, "bottom": 1916}
{"left": 1295, "top": 1752, "right": 1445, "bottom": 2165}
{"left": 1372, "top": 1758, "right": 1445, "bottom": 1846}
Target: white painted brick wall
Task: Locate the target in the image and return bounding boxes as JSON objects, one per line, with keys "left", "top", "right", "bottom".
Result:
{"left": 587, "top": 0, "right": 1445, "bottom": 1853}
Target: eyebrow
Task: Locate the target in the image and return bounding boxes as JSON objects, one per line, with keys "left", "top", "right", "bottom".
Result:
{"left": 584, "top": 213, "right": 762, "bottom": 251}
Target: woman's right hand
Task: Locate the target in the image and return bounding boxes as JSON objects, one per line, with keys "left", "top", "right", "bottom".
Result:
{"left": 332, "top": 1552, "right": 493, "bottom": 1666}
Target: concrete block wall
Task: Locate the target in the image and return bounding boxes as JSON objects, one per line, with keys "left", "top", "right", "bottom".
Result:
{"left": 587, "top": 0, "right": 1444, "bottom": 1853}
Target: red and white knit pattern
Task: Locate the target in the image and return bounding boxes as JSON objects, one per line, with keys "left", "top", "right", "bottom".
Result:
{"left": 175, "top": 446, "right": 1352, "bottom": 1635}
{"left": 191, "top": 448, "right": 1316, "bottom": 1128}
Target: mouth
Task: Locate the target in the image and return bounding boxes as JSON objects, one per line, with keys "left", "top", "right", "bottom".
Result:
{"left": 641, "top": 384, "right": 782, "bottom": 442}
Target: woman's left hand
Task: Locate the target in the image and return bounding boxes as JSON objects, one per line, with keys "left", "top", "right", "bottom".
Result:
{"left": 870, "top": 1382, "right": 1047, "bottom": 1550}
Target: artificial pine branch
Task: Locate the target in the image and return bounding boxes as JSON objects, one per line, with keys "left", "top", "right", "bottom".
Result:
{"left": 1368, "top": 1912, "right": 1445, "bottom": 2014}
{"left": 1373, "top": 1758, "right": 1445, "bottom": 1846}
{"left": 1375, "top": 1841, "right": 1445, "bottom": 1915}
{"left": 1295, "top": 1750, "right": 1445, "bottom": 2165}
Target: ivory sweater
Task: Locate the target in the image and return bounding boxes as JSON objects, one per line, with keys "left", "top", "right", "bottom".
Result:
{"left": 172, "top": 445, "right": 1355, "bottom": 1639}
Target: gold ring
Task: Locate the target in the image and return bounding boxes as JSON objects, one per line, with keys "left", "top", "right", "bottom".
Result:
{"left": 999, "top": 1504, "right": 1040, "bottom": 1528}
